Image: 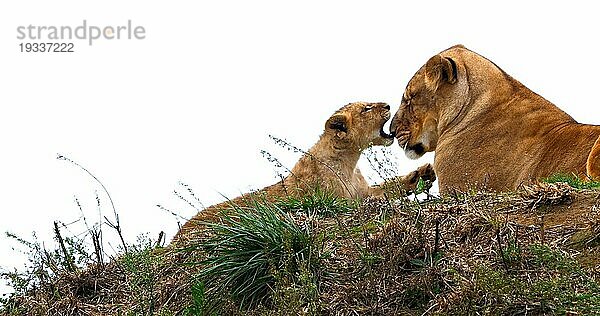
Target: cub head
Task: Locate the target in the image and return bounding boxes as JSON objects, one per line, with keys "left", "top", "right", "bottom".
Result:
{"left": 325, "top": 102, "right": 395, "bottom": 150}
{"left": 390, "top": 44, "right": 471, "bottom": 159}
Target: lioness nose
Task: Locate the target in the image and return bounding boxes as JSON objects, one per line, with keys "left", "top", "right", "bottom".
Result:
{"left": 383, "top": 104, "right": 390, "bottom": 110}
{"left": 389, "top": 116, "right": 398, "bottom": 134}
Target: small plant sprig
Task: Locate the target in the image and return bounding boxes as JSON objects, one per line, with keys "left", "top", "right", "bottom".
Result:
{"left": 260, "top": 150, "right": 294, "bottom": 180}
{"left": 363, "top": 147, "right": 400, "bottom": 183}
{"left": 157, "top": 182, "right": 209, "bottom": 234}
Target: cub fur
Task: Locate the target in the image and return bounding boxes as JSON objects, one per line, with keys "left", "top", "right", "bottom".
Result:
{"left": 390, "top": 45, "right": 600, "bottom": 193}
{"left": 173, "top": 102, "right": 435, "bottom": 243}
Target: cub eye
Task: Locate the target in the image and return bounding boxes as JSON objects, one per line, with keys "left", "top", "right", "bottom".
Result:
{"left": 362, "top": 105, "right": 374, "bottom": 113}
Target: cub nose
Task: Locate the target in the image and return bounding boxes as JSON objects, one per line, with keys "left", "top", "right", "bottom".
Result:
{"left": 383, "top": 104, "right": 390, "bottom": 110}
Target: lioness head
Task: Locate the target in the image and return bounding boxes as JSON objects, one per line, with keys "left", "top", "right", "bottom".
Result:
{"left": 326, "top": 102, "right": 395, "bottom": 150}
{"left": 389, "top": 45, "right": 476, "bottom": 159}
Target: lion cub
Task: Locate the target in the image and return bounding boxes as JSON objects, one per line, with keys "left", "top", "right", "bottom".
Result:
{"left": 173, "top": 102, "right": 435, "bottom": 242}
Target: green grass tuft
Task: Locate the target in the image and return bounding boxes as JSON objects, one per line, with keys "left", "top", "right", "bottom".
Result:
{"left": 543, "top": 173, "right": 600, "bottom": 190}
{"left": 193, "top": 199, "right": 324, "bottom": 313}
{"left": 274, "top": 186, "right": 357, "bottom": 217}
{"left": 120, "top": 235, "right": 163, "bottom": 315}
{"left": 460, "top": 245, "right": 600, "bottom": 315}
{"left": 185, "top": 282, "right": 214, "bottom": 316}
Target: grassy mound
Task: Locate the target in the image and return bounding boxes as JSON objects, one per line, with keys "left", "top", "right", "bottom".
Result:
{"left": 1, "top": 182, "right": 599, "bottom": 315}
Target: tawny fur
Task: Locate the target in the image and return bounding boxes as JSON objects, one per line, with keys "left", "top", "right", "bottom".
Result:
{"left": 587, "top": 137, "right": 600, "bottom": 179}
{"left": 173, "top": 102, "right": 435, "bottom": 243}
{"left": 390, "top": 45, "right": 600, "bottom": 193}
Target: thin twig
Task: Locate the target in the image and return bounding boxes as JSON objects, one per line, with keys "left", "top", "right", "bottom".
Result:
{"left": 58, "top": 154, "right": 128, "bottom": 254}
{"left": 495, "top": 228, "right": 509, "bottom": 273}
{"left": 155, "top": 231, "right": 165, "bottom": 248}
{"left": 53, "top": 221, "right": 76, "bottom": 272}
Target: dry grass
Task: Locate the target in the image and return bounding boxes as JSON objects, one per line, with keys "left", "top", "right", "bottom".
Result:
{"left": 321, "top": 183, "right": 600, "bottom": 315}
{"left": 0, "top": 244, "right": 203, "bottom": 315}
{"left": 1, "top": 183, "right": 599, "bottom": 315}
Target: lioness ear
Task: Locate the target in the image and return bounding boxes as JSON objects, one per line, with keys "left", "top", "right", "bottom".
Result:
{"left": 326, "top": 113, "right": 349, "bottom": 135}
{"left": 425, "top": 55, "right": 458, "bottom": 92}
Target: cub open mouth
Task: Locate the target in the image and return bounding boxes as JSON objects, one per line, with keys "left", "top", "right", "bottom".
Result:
{"left": 380, "top": 119, "right": 395, "bottom": 139}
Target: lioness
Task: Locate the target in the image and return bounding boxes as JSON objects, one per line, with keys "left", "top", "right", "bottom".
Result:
{"left": 390, "top": 45, "right": 600, "bottom": 193}
{"left": 174, "top": 102, "right": 435, "bottom": 242}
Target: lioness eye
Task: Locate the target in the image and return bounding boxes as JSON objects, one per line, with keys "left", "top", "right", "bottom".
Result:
{"left": 402, "top": 98, "right": 410, "bottom": 107}
{"left": 362, "top": 106, "right": 374, "bottom": 113}
{"left": 405, "top": 93, "right": 416, "bottom": 106}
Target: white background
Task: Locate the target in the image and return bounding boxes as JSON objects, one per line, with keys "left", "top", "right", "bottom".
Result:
{"left": 1, "top": 1, "right": 599, "bottom": 296}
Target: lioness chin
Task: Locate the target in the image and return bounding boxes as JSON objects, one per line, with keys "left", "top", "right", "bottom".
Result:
{"left": 173, "top": 102, "right": 435, "bottom": 243}
{"left": 390, "top": 44, "right": 600, "bottom": 193}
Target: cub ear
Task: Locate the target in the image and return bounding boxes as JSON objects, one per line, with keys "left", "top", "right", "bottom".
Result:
{"left": 425, "top": 55, "right": 458, "bottom": 92}
{"left": 326, "top": 113, "right": 349, "bottom": 134}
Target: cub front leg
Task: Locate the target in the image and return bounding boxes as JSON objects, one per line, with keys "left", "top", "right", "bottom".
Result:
{"left": 374, "top": 163, "right": 436, "bottom": 197}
